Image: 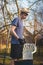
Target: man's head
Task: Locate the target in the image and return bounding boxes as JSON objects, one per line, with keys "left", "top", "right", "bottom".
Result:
{"left": 20, "top": 8, "right": 29, "bottom": 19}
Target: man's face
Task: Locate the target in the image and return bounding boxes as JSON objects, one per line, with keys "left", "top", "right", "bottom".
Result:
{"left": 21, "top": 13, "right": 28, "bottom": 19}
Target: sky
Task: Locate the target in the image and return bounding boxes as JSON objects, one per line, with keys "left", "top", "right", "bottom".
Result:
{"left": 0, "top": 0, "right": 43, "bottom": 33}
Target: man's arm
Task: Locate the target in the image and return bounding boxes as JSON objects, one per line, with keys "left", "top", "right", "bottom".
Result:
{"left": 11, "top": 25, "right": 19, "bottom": 39}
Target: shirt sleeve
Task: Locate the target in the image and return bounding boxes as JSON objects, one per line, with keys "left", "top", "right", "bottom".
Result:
{"left": 11, "top": 18, "right": 18, "bottom": 26}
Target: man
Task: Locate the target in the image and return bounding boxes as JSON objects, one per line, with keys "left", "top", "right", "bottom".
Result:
{"left": 10, "top": 8, "right": 29, "bottom": 65}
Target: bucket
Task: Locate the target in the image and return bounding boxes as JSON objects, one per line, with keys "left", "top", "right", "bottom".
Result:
{"left": 23, "top": 43, "right": 37, "bottom": 60}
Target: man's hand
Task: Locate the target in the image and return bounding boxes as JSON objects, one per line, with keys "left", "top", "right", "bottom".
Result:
{"left": 18, "top": 38, "right": 26, "bottom": 45}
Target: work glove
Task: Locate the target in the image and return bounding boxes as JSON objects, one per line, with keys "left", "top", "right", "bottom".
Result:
{"left": 18, "top": 38, "right": 26, "bottom": 45}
